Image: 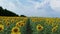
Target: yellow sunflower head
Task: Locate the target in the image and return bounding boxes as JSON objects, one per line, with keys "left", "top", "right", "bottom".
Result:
{"left": 0, "top": 21, "right": 3, "bottom": 24}
{"left": 36, "top": 24, "right": 43, "bottom": 31}
{"left": 16, "top": 21, "right": 25, "bottom": 27}
{"left": 4, "top": 19, "right": 9, "bottom": 23}
{"left": 11, "top": 26, "right": 21, "bottom": 34}
{"left": 38, "top": 18, "right": 44, "bottom": 22}
{"left": 24, "top": 18, "right": 27, "bottom": 20}
{"left": 52, "top": 25, "right": 58, "bottom": 32}
{"left": 0, "top": 24, "right": 4, "bottom": 32}
{"left": 31, "top": 18, "right": 37, "bottom": 22}
{"left": 11, "top": 32, "right": 21, "bottom": 34}
{"left": 11, "top": 26, "right": 20, "bottom": 33}
{"left": 6, "top": 22, "right": 10, "bottom": 27}
{"left": 11, "top": 19, "right": 15, "bottom": 23}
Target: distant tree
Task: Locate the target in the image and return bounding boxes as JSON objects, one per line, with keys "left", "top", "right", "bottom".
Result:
{"left": 0, "top": 6, "right": 19, "bottom": 16}
{"left": 20, "top": 15, "right": 26, "bottom": 17}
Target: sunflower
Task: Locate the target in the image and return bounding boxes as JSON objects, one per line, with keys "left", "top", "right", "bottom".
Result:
{"left": 0, "top": 24, "right": 4, "bottom": 32}
{"left": 11, "top": 32, "right": 21, "bottom": 34}
{"left": 45, "top": 19, "right": 54, "bottom": 26}
{"left": 4, "top": 19, "right": 9, "bottom": 22}
{"left": 4, "top": 19, "right": 9, "bottom": 24}
{"left": 31, "top": 18, "right": 37, "bottom": 22}
{"left": 11, "top": 19, "right": 15, "bottom": 23}
{"left": 0, "top": 21, "right": 3, "bottom": 24}
{"left": 52, "top": 25, "right": 58, "bottom": 32}
{"left": 24, "top": 18, "right": 27, "bottom": 20}
{"left": 38, "top": 18, "right": 44, "bottom": 22}
{"left": 16, "top": 21, "right": 25, "bottom": 27}
{"left": 36, "top": 24, "right": 43, "bottom": 31}
{"left": 6, "top": 22, "right": 10, "bottom": 27}
{"left": 11, "top": 26, "right": 21, "bottom": 34}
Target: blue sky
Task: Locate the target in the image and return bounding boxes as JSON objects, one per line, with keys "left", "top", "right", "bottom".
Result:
{"left": 0, "top": 0, "right": 60, "bottom": 17}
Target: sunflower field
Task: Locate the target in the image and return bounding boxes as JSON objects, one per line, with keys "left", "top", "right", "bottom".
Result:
{"left": 0, "top": 17, "right": 60, "bottom": 34}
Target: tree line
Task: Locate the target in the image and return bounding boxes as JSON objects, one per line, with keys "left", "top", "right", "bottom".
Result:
{"left": 0, "top": 6, "right": 26, "bottom": 17}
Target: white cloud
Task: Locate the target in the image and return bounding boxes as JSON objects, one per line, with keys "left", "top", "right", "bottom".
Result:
{"left": 28, "top": 0, "right": 50, "bottom": 9}
{"left": 0, "top": 0, "right": 52, "bottom": 16}
{"left": 0, "top": 0, "right": 60, "bottom": 17}
{"left": 50, "top": 0, "right": 60, "bottom": 12}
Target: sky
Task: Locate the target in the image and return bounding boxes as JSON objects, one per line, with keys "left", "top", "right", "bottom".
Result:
{"left": 0, "top": 0, "right": 60, "bottom": 17}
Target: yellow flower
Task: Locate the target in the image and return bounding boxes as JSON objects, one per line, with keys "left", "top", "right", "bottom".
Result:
{"left": 0, "top": 24, "right": 4, "bottom": 32}
{"left": 23, "top": 18, "right": 27, "bottom": 20}
{"left": 11, "top": 32, "right": 21, "bottom": 34}
{"left": 4, "top": 19, "right": 9, "bottom": 24}
{"left": 11, "top": 26, "right": 21, "bottom": 34}
{"left": 38, "top": 18, "right": 44, "bottom": 22}
{"left": 36, "top": 24, "right": 43, "bottom": 31}
{"left": 0, "top": 21, "right": 3, "bottom": 24}
{"left": 11, "top": 19, "right": 15, "bottom": 23}
{"left": 16, "top": 21, "right": 25, "bottom": 27}
{"left": 31, "top": 18, "right": 37, "bottom": 22}
{"left": 6, "top": 22, "right": 10, "bottom": 27}
{"left": 45, "top": 18, "right": 55, "bottom": 25}
{"left": 52, "top": 25, "right": 58, "bottom": 32}
{"left": 12, "top": 27, "right": 20, "bottom": 32}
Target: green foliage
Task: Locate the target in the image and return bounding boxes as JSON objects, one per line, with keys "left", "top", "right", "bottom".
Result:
{"left": 0, "top": 17, "right": 60, "bottom": 34}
